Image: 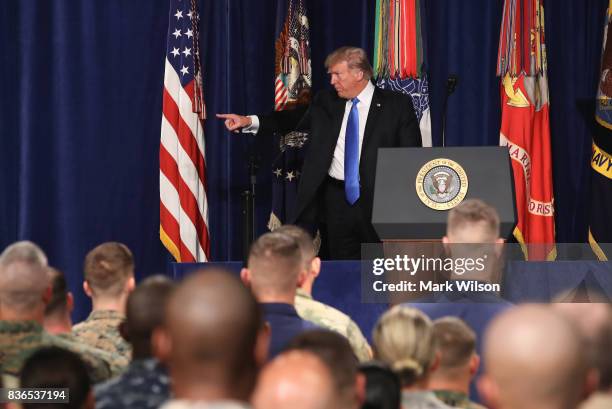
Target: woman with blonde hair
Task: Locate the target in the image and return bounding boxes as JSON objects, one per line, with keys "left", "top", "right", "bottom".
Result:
{"left": 372, "top": 306, "right": 455, "bottom": 409}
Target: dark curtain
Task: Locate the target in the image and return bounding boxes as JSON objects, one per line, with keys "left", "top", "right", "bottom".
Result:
{"left": 0, "top": 0, "right": 608, "bottom": 322}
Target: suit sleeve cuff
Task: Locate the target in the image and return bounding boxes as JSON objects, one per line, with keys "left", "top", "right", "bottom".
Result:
{"left": 242, "top": 115, "right": 260, "bottom": 134}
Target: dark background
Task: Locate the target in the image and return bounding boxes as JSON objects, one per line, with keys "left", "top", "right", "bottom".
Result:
{"left": 0, "top": 0, "right": 607, "bottom": 321}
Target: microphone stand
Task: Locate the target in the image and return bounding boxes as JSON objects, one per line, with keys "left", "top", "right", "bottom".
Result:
{"left": 442, "top": 75, "right": 458, "bottom": 147}
{"left": 242, "top": 151, "right": 258, "bottom": 262}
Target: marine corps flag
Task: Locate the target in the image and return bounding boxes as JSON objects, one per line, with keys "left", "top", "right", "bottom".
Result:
{"left": 590, "top": 0, "right": 612, "bottom": 260}
{"left": 268, "top": 0, "right": 312, "bottom": 231}
{"left": 497, "top": 0, "right": 555, "bottom": 260}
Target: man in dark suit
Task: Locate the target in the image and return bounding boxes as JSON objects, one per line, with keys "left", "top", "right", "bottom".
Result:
{"left": 218, "top": 46, "right": 422, "bottom": 259}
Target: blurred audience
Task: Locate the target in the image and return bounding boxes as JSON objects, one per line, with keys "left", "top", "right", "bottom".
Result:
{"left": 553, "top": 303, "right": 612, "bottom": 409}
{"left": 241, "top": 232, "right": 317, "bottom": 358}
{"left": 358, "top": 361, "right": 401, "bottom": 409}
{"left": 275, "top": 225, "right": 372, "bottom": 361}
{"left": 286, "top": 329, "right": 365, "bottom": 409}
{"left": 155, "top": 268, "right": 268, "bottom": 408}
{"left": 73, "top": 242, "right": 134, "bottom": 372}
{"left": 478, "top": 305, "right": 596, "bottom": 409}
{"left": 409, "top": 199, "right": 513, "bottom": 403}
{"left": 253, "top": 350, "right": 337, "bottom": 409}
{"left": 372, "top": 305, "right": 454, "bottom": 409}
{"left": 0, "top": 241, "right": 111, "bottom": 383}
{"left": 43, "top": 267, "right": 74, "bottom": 337}
{"left": 16, "top": 346, "right": 93, "bottom": 409}
{"left": 95, "top": 275, "right": 175, "bottom": 409}
{"left": 430, "top": 317, "right": 486, "bottom": 409}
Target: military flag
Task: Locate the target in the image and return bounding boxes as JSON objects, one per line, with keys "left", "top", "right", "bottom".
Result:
{"left": 497, "top": 0, "right": 555, "bottom": 260}
{"left": 590, "top": 0, "right": 612, "bottom": 260}
{"left": 268, "top": 0, "right": 312, "bottom": 230}
{"left": 373, "top": 0, "right": 432, "bottom": 147}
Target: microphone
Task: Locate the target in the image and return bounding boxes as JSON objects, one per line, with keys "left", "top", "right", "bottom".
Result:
{"left": 442, "top": 74, "right": 459, "bottom": 147}
{"left": 446, "top": 75, "right": 459, "bottom": 95}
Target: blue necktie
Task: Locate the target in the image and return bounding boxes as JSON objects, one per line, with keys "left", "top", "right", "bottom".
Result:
{"left": 344, "top": 97, "right": 360, "bottom": 204}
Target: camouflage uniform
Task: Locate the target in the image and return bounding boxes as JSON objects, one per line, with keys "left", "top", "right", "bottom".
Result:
{"left": 401, "top": 391, "right": 458, "bottom": 409}
{"left": 95, "top": 358, "right": 170, "bottom": 409}
{"left": 0, "top": 320, "right": 111, "bottom": 383}
{"left": 433, "top": 390, "right": 487, "bottom": 409}
{"left": 72, "top": 309, "right": 131, "bottom": 373}
{"left": 294, "top": 289, "right": 372, "bottom": 362}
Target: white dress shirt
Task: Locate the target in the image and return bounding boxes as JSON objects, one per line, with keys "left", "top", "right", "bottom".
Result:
{"left": 244, "top": 81, "right": 376, "bottom": 181}
{"left": 328, "top": 81, "right": 374, "bottom": 180}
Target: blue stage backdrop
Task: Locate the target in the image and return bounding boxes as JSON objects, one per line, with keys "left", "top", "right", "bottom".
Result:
{"left": 0, "top": 0, "right": 607, "bottom": 322}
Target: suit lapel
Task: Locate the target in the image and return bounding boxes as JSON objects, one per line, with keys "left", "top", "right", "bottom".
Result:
{"left": 361, "top": 87, "right": 383, "bottom": 159}
{"left": 326, "top": 95, "right": 346, "bottom": 152}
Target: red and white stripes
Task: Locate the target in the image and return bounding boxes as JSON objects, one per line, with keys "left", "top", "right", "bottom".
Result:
{"left": 160, "top": 58, "right": 210, "bottom": 262}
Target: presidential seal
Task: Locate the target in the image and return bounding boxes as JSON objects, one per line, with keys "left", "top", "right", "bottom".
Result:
{"left": 415, "top": 158, "right": 468, "bottom": 210}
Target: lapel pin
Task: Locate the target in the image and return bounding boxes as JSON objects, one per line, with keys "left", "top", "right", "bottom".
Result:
{"left": 376, "top": 103, "right": 381, "bottom": 107}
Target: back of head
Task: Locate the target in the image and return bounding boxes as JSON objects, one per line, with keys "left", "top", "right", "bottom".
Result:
{"left": 247, "top": 232, "right": 302, "bottom": 299}
{"left": 0, "top": 241, "right": 49, "bottom": 315}
{"left": 45, "top": 267, "right": 69, "bottom": 319}
{"left": 160, "top": 268, "right": 263, "bottom": 392}
{"left": 359, "top": 362, "right": 401, "bottom": 409}
{"left": 324, "top": 46, "right": 373, "bottom": 80}
{"left": 447, "top": 199, "right": 500, "bottom": 243}
{"left": 125, "top": 275, "right": 175, "bottom": 358}
{"left": 274, "top": 225, "right": 316, "bottom": 272}
{"left": 286, "top": 329, "right": 359, "bottom": 399}
{"left": 372, "top": 306, "right": 435, "bottom": 387}
{"left": 20, "top": 346, "right": 92, "bottom": 409}
{"left": 83, "top": 242, "right": 134, "bottom": 298}
{"left": 553, "top": 303, "right": 612, "bottom": 391}
{"left": 432, "top": 317, "right": 476, "bottom": 376}
{"left": 481, "top": 305, "right": 588, "bottom": 409}
{"left": 253, "top": 350, "right": 337, "bottom": 409}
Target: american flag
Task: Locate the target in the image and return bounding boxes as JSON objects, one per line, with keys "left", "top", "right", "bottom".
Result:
{"left": 159, "top": 0, "right": 210, "bottom": 262}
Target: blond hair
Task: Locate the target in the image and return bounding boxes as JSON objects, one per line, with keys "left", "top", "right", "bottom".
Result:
{"left": 372, "top": 306, "right": 436, "bottom": 386}
{"left": 324, "top": 46, "right": 373, "bottom": 80}
{"left": 447, "top": 199, "right": 500, "bottom": 240}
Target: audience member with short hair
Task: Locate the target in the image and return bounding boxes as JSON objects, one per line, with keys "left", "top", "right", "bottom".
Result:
{"left": 285, "top": 329, "right": 365, "bottom": 409}
{"left": 43, "top": 267, "right": 74, "bottom": 337}
{"left": 155, "top": 269, "right": 268, "bottom": 409}
{"left": 553, "top": 303, "right": 612, "bottom": 409}
{"left": 275, "top": 225, "right": 372, "bottom": 361}
{"left": 430, "top": 317, "right": 486, "bottom": 409}
{"left": 19, "top": 346, "right": 94, "bottom": 409}
{"left": 95, "top": 275, "right": 175, "bottom": 409}
{"left": 0, "top": 241, "right": 111, "bottom": 383}
{"left": 253, "top": 350, "right": 338, "bottom": 409}
{"left": 358, "top": 361, "right": 401, "bottom": 409}
{"left": 241, "top": 232, "right": 317, "bottom": 358}
{"left": 408, "top": 199, "right": 512, "bottom": 403}
{"left": 478, "top": 305, "right": 595, "bottom": 409}
{"left": 73, "top": 242, "right": 135, "bottom": 372}
{"left": 372, "top": 305, "right": 454, "bottom": 409}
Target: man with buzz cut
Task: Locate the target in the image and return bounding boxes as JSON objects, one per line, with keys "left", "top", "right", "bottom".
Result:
{"left": 0, "top": 241, "right": 112, "bottom": 384}
{"left": 275, "top": 224, "right": 371, "bottom": 361}
{"left": 73, "top": 242, "right": 135, "bottom": 373}
{"left": 430, "top": 317, "right": 486, "bottom": 409}
{"left": 241, "top": 231, "right": 318, "bottom": 359}
{"left": 407, "top": 199, "right": 513, "bottom": 403}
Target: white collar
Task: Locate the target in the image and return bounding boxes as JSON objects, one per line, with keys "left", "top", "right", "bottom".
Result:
{"left": 353, "top": 80, "right": 375, "bottom": 106}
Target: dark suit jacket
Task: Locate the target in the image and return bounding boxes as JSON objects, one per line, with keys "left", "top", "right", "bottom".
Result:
{"left": 259, "top": 85, "right": 422, "bottom": 227}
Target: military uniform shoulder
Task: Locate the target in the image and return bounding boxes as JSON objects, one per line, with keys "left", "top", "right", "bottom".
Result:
{"left": 45, "top": 332, "right": 113, "bottom": 382}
